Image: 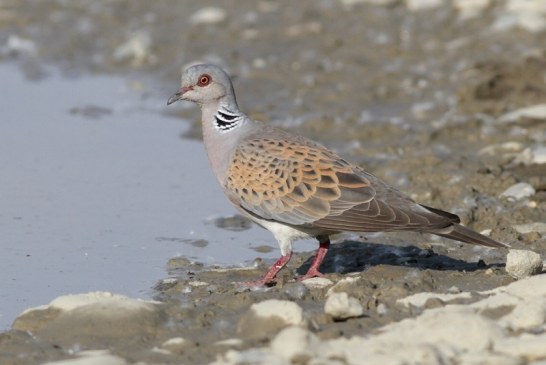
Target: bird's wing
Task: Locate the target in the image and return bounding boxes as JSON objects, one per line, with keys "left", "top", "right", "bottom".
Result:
{"left": 224, "top": 132, "right": 454, "bottom": 232}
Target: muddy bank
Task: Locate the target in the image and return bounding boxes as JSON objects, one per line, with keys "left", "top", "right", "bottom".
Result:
{"left": 1, "top": 0, "right": 546, "bottom": 364}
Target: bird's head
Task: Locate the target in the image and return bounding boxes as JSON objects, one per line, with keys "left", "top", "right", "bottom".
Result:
{"left": 167, "top": 64, "right": 236, "bottom": 106}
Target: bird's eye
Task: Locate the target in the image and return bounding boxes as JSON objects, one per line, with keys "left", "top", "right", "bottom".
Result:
{"left": 197, "top": 74, "right": 211, "bottom": 86}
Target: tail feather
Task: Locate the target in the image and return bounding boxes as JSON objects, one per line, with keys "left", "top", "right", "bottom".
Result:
{"left": 433, "top": 224, "right": 510, "bottom": 249}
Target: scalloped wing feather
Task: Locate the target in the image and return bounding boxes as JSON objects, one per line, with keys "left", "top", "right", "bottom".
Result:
{"left": 224, "top": 130, "right": 454, "bottom": 232}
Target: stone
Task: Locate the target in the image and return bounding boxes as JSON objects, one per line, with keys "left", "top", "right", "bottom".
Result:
{"left": 237, "top": 299, "right": 306, "bottom": 338}
{"left": 41, "top": 350, "right": 127, "bottom": 365}
{"left": 301, "top": 277, "right": 334, "bottom": 289}
{"left": 500, "top": 297, "right": 546, "bottom": 330}
{"left": 397, "top": 291, "right": 472, "bottom": 308}
{"left": 513, "top": 222, "right": 546, "bottom": 235}
{"left": 497, "top": 104, "right": 546, "bottom": 123}
{"left": 190, "top": 7, "right": 227, "bottom": 25}
{"left": 500, "top": 182, "right": 535, "bottom": 200}
{"left": 324, "top": 292, "right": 364, "bottom": 320}
{"left": 505, "top": 249, "right": 543, "bottom": 279}
{"left": 495, "top": 333, "right": 546, "bottom": 360}
{"left": 270, "top": 326, "right": 321, "bottom": 361}
{"left": 406, "top": 0, "right": 444, "bottom": 12}
{"left": 513, "top": 146, "right": 546, "bottom": 165}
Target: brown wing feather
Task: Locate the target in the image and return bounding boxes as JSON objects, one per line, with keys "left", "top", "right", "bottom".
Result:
{"left": 225, "top": 132, "right": 374, "bottom": 225}
{"left": 225, "top": 129, "right": 456, "bottom": 232}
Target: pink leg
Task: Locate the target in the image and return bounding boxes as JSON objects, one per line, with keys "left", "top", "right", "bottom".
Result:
{"left": 298, "top": 236, "right": 330, "bottom": 281}
{"left": 243, "top": 251, "right": 293, "bottom": 287}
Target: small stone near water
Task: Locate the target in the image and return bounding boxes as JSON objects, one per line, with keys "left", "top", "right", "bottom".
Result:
{"left": 190, "top": 7, "right": 227, "bottom": 25}
{"left": 301, "top": 277, "right": 333, "bottom": 289}
{"left": 497, "top": 104, "right": 546, "bottom": 123}
{"left": 236, "top": 299, "right": 306, "bottom": 339}
{"left": 513, "top": 222, "right": 546, "bottom": 235}
{"left": 324, "top": 292, "right": 364, "bottom": 320}
{"left": 500, "top": 182, "right": 535, "bottom": 201}
{"left": 270, "top": 326, "right": 320, "bottom": 361}
{"left": 505, "top": 249, "right": 543, "bottom": 279}
{"left": 250, "top": 299, "right": 305, "bottom": 325}
{"left": 41, "top": 350, "right": 127, "bottom": 365}
{"left": 512, "top": 146, "right": 546, "bottom": 165}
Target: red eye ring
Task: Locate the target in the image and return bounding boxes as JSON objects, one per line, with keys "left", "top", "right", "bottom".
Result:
{"left": 197, "top": 74, "right": 211, "bottom": 86}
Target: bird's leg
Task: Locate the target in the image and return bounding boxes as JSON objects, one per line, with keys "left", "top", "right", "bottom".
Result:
{"left": 298, "top": 236, "right": 330, "bottom": 281}
{"left": 243, "top": 251, "right": 293, "bottom": 287}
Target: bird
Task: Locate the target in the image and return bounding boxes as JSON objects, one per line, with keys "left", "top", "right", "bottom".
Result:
{"left": 167, "top": 64, "right": 509, "bottom": 287}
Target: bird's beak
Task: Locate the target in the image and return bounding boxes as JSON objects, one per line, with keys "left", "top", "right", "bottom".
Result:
{"left": 167, "top": 86, "right": 192, "bottom": 105}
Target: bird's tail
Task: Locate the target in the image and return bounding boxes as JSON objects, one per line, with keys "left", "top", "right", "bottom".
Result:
{"left": 432, "top": 224, "right": 510, "bottom": 248}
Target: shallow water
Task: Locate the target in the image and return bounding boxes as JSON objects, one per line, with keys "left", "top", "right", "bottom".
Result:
{"left": 0, "top": 63, "right": 318, "bottom": 329}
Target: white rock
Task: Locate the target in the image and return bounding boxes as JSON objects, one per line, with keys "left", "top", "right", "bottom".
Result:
{"left": 324, "top": 292, "right": 364, "bottom": 319}
{"left": 513, "top": 146, "right": 546, "bottom": 166}
{"left": 397, "top": 291, "right": 472, "bottom": 308}
{"left": 190, "top": 7, "right": 227, "bottom": 25}
{"left": 211, "top": 348, "right": 282, "bottom": 365}
{"left": 250, "top": 299, "right": 305, "bottom": 326}
{"left": 339, "top": 0, "right": 398, "bottom": 7}
{"left": 497, "top": 104, "right": 546, "bottom": 124}
{"left": 113, "top": 31, "right": 152, "bottom": 66}
{"left": 376, "top": 303, "right": 388, "bottom": 316}
{"left": 301, "top": 277, "right": 333, "bottom": 289}
{"left": 500, "top": 182, "right": 535, "bottom": 200}
{"left": 505, "top": 249, "right": 543, "bottom": 279}
{"left": 500, "top": 274, "right": 546, "bottom": 298}
{"left": 500, "top": 297, "right": 546, "bottom": 330}
{"left": 270, "top": 326, "right": 321, "bottom": 360}
{"left": 470, "top": 292, "right": 520, "bottom": 311}
{"left": 161, "top": 337, "right": 186, "bottom": 347}
{"left": 38, "top": 291, "right": 157, "bottom": 313}
{"left": 513, "top": 222, "right": 546, "bottom": 235}
{"left": 493, "top": 0, "right": 546, "bottom": 33}
{"left": 375, "top": 306, "right": 503, "bottom": 352}
{"left": 41, "top": 350, "right": 127, "bottom": 365}
{"left": 454, "top": 0, "right": 490, "bottom": 20}
{"left": 406, "top": 0, "right": 444, "bottom": 12}
{"left": 6, "top": 35, "right": 37, "bottom": 55}
{"left": 495, "top": 333, "right": 546, "bottom": 359}
{"left": 214, "top": 338, "right": 243, "bottom": 347}
{"left": 457, "top": 351, "right": 522, "bottom": 365}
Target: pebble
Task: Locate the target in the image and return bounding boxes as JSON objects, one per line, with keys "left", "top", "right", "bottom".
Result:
{"left": 300, "top": 277, "right": 333, "bottom": 289}
{"left": 190, "top": 7, "right": 227, "bottom": 25}
{"left": 505, "top": 249, "right": 543, "bottom": 279}
{"left": 454, "top": 0, "right": 490, "bottom": 20}
{"left": 512, "top": 146, "right": 546, "bottom": 165}
{"left": 405, "top": 0, "right": 444, "bottom": 12}
{"left": 499, "top": 182, "right": 536, "bottom": 200}
{"left": 6, "top": 35, "right": 37, "bottom": 55}
{"left": 497, "top": 104, "right": 546, "bottom": 124}
{"left": 270, "top": 326, "right": 320, "bottom": 360}
{"left": 236, "top": 299, "right": 306, "bottom": 338}
{"left": 324, "top": 292, "right": 364, "bottom": 320}
{"left": 500, "top": 297, "right": 546, "bottom": 331}
{"left": 397, "top": 291, "right": 472, "bottom": 308}
{"left": 513, "top": 222, "right": 546, "bottom": 235}
{"left": 42, "top": 350, "right": 127, "bottom": 365}
{"left": 493, "top": 0, "right": 546, "bottom": 33}
{"left": 250, "top": 299, "right": 304, "bottom": 325}
{"left": 113, "top": 31, "right": 153, "bottom": 66}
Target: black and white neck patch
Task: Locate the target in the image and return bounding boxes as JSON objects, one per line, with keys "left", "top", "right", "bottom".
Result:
{"left": 214, "top": 106, "right": 243, "bottom": 132}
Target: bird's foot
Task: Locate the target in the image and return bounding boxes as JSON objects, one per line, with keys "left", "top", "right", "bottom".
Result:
{"left": 240, "top": 252, "right": 293, "bottom": 288}
{"left": 297, "top": 268, "right": 325, "bottom": 281}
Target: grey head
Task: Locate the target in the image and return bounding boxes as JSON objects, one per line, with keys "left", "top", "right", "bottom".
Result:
{"left": 167, "top": 64, "right": 238, "bottom": 109}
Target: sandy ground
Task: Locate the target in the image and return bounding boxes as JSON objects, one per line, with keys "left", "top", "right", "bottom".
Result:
{"left": 1, "top": 0, "right": 546, "bottom": 364}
